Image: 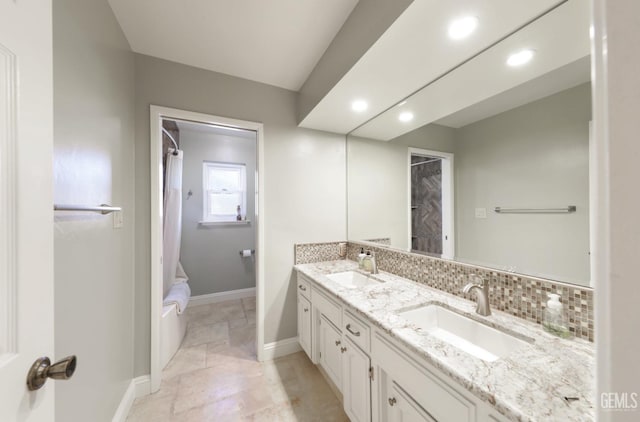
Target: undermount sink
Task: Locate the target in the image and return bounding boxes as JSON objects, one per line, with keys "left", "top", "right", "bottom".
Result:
{"left": 326, "top": 271, "right": 381, "bottom": 288}
{"left": 398, "top": 304, "right": 531, "bottom": 362}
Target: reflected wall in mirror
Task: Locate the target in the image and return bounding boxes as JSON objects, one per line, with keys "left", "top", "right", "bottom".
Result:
{"left": 348, "top": 83, "right": 591, "bottom": 286}
{"left": 346, "top": 1, "right": 592, "bottom": 287}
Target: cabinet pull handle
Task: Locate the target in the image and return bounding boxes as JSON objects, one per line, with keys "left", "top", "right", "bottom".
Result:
{"left": 335, "top": 340, "right": 341, "bottom": 346}
{"left": 346, "top": 324, "right": 361, "bottom": 337}
{"left": 388, "top": 397, "right": 397, "bottom": 406}
{"left": 298, "top": 285, "right": 307, "bottom": 291}
{"left": 341, "top": 347, "right": 347, "bottom": 353}
{"left": 304, "top": 308, "right": 309, "bottom": 312}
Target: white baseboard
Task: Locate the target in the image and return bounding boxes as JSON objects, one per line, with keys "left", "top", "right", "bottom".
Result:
{"left": 190, "top": 287, "right": 256, "bottom": 307}
{"left": 134, "top": 375, "right": 151, "bottom": 398}
{"left": 111, "top": 379, "right": 136, "bottom": 422}
{"left": 111, "top": 376, "right": 151, "bottom": 422}
{"left": 263, "top": 337, "right": 302, "bottom": 360}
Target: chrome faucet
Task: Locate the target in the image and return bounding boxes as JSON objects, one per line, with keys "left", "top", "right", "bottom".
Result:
{"left": 462, "top": 275, "right": 491, "bottom": 316}
{"left": 364, "top": 251, "right": 378, "bottom": 274}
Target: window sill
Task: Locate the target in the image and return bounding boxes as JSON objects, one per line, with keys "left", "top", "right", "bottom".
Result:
{"left": 198, "top": 220, "right": 251, "bottom": 226}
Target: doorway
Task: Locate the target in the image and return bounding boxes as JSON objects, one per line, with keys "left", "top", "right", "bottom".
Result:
{"left": 408, "top": 148, "right": 454, "bottom": 259}
{"left": 149, "top": 106, "right": 265, "bottom": 393}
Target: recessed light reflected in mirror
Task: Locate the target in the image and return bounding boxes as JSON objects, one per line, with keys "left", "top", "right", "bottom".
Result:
{"left": 448, "top": 16, "right": 479, "bottom": 40}
{"left": 506, "top": 49, "right": 535, "bottom": 67}
{"left": 351, "top": 99, "right": 368, "bottom": 112}
{"left": 399, "top": 111, "right": 414, "bottom": 122}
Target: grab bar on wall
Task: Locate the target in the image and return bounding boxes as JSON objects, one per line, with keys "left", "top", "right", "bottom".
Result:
{"left": 54, "top": 204, "right": 121, "bottom": 215}
{"left": 494, "top": 206, "right": 577, "bottom": 214}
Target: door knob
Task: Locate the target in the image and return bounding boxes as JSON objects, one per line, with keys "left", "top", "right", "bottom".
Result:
{"left": 27, "top": 355, "right": 77, "bottom": 391}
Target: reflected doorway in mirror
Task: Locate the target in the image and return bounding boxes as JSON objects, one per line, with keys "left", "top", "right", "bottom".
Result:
{"left": 408, "top": 148, "right": 454, "bottom": 259}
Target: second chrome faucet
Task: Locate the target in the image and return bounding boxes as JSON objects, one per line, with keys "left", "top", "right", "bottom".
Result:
{"left": 462, "top": 274, "right": 491, "bottom": 316}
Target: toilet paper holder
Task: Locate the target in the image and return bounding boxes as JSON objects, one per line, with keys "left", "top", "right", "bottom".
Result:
{"left": 239, "top": 249, "right": 255, "bottom": 256}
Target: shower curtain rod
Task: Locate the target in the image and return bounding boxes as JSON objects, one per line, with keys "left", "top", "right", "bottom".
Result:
{"left": 162, "top": 127, "right": 179, "bottom": 155}
{"left": 411, "top": 158, "right": 440, "bottom": 167}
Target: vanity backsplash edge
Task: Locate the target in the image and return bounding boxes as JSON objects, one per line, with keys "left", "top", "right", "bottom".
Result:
{"left": 293, "top": 240, "right": 593, "bottom": 342}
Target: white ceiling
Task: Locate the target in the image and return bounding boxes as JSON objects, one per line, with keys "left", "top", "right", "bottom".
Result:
{"left": 299, "top": 0, "right": 566, "bottom": 134}
{"left": 352, "top": 0, "right": 591, "bottom": 140}
{"left": 108, "top": 0, "right": 358, "bottom": 91}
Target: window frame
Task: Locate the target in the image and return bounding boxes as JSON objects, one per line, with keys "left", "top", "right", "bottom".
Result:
{"left": 202, "top": 161, "right": 247, "bottom": 222}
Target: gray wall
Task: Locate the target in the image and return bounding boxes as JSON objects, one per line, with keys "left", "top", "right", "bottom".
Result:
{"left": 347, "top": 124, "right": 456, "bottom": 250}
{"left": 180, "top": 128, "right": 256, "bottom": 296}
{"left": 53, "top": 0, "right": 135, "bottom": 420}
{"left": 454, "top": 83, "right": 591, "bottom": 284}
{"left": 134, "top": 54, "right": 346, "bottom": 376}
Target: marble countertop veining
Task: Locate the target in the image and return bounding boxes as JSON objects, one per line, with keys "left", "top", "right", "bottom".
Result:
{"left": 294, "top": 260, "right": 595, "bottom": 422}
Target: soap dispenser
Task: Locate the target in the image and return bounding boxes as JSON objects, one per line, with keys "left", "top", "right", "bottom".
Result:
{"left": 363, "top": 251, "right": 372, "bottom": 272}
{"left": 543, "top": 293, "right": 570, "bottom": 338}
{"left": 357, "top": 248, "right": 366, "bottom": 269}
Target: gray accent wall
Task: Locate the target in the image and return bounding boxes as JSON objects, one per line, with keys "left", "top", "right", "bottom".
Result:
{"left": 180, "top": 128, "right": 257, "bottom": 296}
{"left": 134, "top": 54, "right": 346, "bottom": 376}
{"left": 454, "top": 83, "right": 591, "bottom": 284}
{"left": 53, "top": 0, "right": 135, "bottom": 420}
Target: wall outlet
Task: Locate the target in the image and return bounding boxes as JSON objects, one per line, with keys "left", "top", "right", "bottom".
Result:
{"left": 113, "top": 210, "right": 124, "bottom": 229}
{"left": 475, "top": 208, "right": 487, "bottom": 219}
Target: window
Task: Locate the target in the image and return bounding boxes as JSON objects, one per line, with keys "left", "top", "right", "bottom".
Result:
{"left": 202, "top": 162, "right": 246, "bottom": 222}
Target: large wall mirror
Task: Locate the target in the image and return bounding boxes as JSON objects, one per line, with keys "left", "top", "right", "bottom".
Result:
{"left": 346, "top": 0, "right": 593, "bottom": 287}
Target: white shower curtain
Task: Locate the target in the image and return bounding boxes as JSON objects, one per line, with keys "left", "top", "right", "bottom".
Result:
{"left": 163, "top": 149, "right": 188, "bottom": 297}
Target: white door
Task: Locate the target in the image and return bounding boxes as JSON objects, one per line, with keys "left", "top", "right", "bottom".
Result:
{"left": 0, "top": 0, "right": 56, "bottom": 421}
{"left": 297, "top": 294, "right": 312, "bottom": 359}
{"left": 319, "top": 315, "right": 342, "bottom": 390}
{"left": 342, "top": 337, "right": 371, "bottom": 422}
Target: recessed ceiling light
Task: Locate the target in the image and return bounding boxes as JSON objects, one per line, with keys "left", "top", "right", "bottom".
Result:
{"left": 448, "top": 16, "right": 479, "bottom": 40}
{"left": 399, "top": 111, "right": 414, "bottom": 122}
{"left": 506, "top": 49, "right": 535, "bottom": 67}
{"left": 351, "top": 100, "right": 368, "bottom": 112}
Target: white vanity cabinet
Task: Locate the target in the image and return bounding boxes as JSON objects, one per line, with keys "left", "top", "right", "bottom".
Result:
{"left": 386, "top": 379, "right": 437, "bottom": 422}
{"left": 342, "top": 336, "right": 372, "bottom": 422}
{"left": 372, "top": 331, "right": 476, "bottom": 422}
{"left": 297, "top": 273, "right": 346, "bottom": 388}
{"left": 319, "top": 315, "right": 343, "bottom": 389}
{"left": 297, "top": 293, "right": 312, "bottom": 359}
{"left": 341, "top": 310, "right": 373, "bottom": 422}
{"left": 296, "top": 270, "right": 512, "bottom": 422}
{"left": 296, "top": 274, "right": 312, "bottom": 359}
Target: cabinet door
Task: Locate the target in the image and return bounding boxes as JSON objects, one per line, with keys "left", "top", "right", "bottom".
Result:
{"left": 298, "top": 294, "right": 312, "bottom": 359}
{"left": 342, "top": 337, "right": 371, "bottom": 422}
{"left": 319, "top": 315, "right": 342, "bottom": 390}
{"left": 388, "top": 381, "right": 437, "bottom": 422}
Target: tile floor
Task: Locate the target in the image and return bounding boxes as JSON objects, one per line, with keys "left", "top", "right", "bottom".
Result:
{"left": 126, "top": 297, "right": 349, "bottom": 421}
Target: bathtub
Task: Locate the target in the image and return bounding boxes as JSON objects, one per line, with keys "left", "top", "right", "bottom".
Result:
{"left": 160, "top": 303, "right": 187, "bottom": 369}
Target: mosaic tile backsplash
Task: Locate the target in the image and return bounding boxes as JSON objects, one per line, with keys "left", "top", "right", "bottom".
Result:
{"left": 294, "top": 241, "right": 594, "bottom": 342}
{"left": 294, "top": 241, "right": 347, "bottom": 264}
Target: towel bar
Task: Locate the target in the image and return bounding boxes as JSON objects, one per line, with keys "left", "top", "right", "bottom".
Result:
{"left": 494, "top": 206, "right": 576, "bottom": 214}
{"left": 54, "top": 204, "right": 121, "bottom": 215}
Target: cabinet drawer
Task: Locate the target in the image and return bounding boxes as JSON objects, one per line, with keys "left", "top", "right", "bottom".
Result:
{"left": 297, "top": 273, "right": 311, "bottom": 300}
{"left": 343, "top": 310, "right": 370, "bottom": 353}
{"left": 372, "top": 332, "right": 476, "bottom": 422}
{"left": 312, "top": 286, "right": 342, "bottom": 328}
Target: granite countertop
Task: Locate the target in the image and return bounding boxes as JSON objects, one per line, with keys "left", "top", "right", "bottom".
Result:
{"left": 294, "top": 260, "right": 595, "bottom": 422}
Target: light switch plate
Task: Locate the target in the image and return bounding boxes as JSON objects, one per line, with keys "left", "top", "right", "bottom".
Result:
{"left": 113, "top": 210, "right": 124, "bottom": 229}
{"left": 475, "top": 208, "right": 487, "bottom": 219}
